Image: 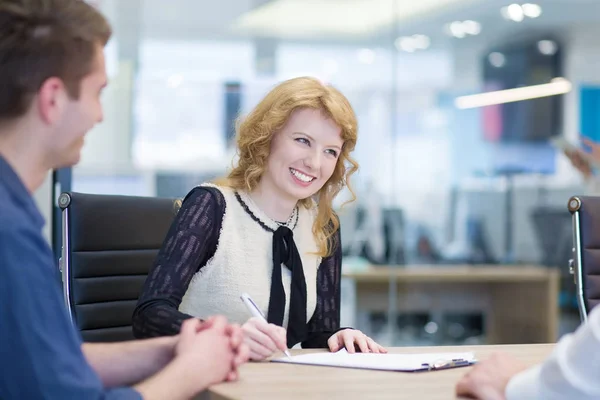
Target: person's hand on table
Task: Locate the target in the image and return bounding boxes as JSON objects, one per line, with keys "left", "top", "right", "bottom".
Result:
{"left": 173, "top": 317, "right": 242, "bottom": 388}
{"left": 327, "top": 329, "right": 387, "bottom": 354}
{"left": 184, "top": 316, "right": 249, "bottom": 381}
{"left": 456, "top": 352, "right": 527, "bottom": 400}
{"left": 203, "top": 317, "right": 249, "bottom": 381}
{"left": 242, "top": 317, "right": 288, "bottom": 361}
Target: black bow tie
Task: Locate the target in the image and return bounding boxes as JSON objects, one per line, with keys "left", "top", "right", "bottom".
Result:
{"left": 267, "top": 225, "right": 308, "bottom": 348}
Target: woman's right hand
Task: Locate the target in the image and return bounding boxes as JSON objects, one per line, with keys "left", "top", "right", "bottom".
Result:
{"left": 242, "top": 317, "right": 287, "bottom": 361}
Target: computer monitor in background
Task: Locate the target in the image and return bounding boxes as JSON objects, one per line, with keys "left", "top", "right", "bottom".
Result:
{"left": 482, "top": 37, "right": 563, "bottom": 143}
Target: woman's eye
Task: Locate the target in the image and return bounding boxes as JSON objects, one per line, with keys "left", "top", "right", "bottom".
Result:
{"left": 296, "top": 137, "right": 310, "bottom": 145}
{"left": 326, "top": 149, "right": 338, "bottom": 157}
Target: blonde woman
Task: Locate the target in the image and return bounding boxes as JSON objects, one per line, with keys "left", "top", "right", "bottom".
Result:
{"left": 133, "top": 77, "right": 386, "bottom": 360}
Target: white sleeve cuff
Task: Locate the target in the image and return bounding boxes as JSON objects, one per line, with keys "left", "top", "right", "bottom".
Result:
{"left": 505, "top": 365, "right": 543, "bottom": 400}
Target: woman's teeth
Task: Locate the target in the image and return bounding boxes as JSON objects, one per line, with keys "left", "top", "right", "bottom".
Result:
{"left": 290, "top": 168, "right": 314, "bottom": 182}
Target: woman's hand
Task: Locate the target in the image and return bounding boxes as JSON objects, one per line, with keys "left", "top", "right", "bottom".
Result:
{"left": 242, "top": 317, "right": 288, "bottom": 361}
{"left": 327, "top": 329, "right": 387, "bottom": 354}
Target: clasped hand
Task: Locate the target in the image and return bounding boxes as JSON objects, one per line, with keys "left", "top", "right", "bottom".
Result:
{"left": 176, "top": 316, "right": 249, "bottom": 384}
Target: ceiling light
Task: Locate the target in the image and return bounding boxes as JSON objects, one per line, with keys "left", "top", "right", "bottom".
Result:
{"left": 445, "top": 20, "right": 481, "bottom": 38}
{"left": 395, "top": 34, "right": 430, "bottom": 52}
{"left": 412, "top": 34, "right": 431, "bottom": 49}
{"left": 488, "top": 52, "right": 506, "bottom": 68}
{"left": 501, "top": 3, "right": 541, "bottom": 22}
{"left": 357, "top": 48, "right": 376, "bottom": 64}
{"left": 395, "top": 37, "right": 415, "bottom": 52}
{"left": 454, "top": 78, "right": 572, "bottom": 109}
{"left": 448, "top": 21, "right": 466, "bottom": 38}
{"left": 462, "top": 20, "right": 481, "bottom": 35}
{"left": 507, "top": 4, "right": 525, "bottom": 22}
{"left": 522, "top": 3, "right": 542, "bottom": 18}
{"left": 502, "top": 4, "right": 524, "bottom": 22}
{"left": 537, "top": 40, "right": 557, "bottom": 55}
{"left": 230, "top": 0, "right": 472, "bottom": 39}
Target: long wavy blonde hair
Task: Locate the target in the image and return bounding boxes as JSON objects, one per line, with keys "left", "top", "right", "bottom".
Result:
{"left": 214, "top": 76, "right": 359, "bottom": 257}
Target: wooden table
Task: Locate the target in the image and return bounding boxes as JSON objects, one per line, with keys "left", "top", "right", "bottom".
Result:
{"left": 206, "top": 344, "right": 555, "bottom": 400}
{"left": 343, "top": 265, "right": 560, "bottom": 344}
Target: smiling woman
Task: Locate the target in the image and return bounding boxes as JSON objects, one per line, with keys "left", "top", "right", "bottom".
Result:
{"left": 132, "top": 76, "right": 387, "bottom": 361}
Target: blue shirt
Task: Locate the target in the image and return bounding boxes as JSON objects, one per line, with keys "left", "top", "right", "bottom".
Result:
{"left": 0, "top": 156, "right": 141, "bottom": 399}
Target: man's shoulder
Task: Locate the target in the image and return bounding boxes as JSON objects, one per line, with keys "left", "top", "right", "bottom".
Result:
{"left": 0, "top": 201, "right": 48, "bottom": 254}
{"left": 0, "top": 177, "right": 25, "bottom": 211}
{"left": 0, "top": 196, "right": 34, "bottom": 234}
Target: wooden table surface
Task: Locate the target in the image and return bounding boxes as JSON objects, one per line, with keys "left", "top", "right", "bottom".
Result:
{"left": 207, "top": 344, "right": 555, "bottom": 400}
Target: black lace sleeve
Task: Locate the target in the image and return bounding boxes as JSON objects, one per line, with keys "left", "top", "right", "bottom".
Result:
{"left": 301, "top": 228, "right": 348, "bottom": 348}
{"left": 132, "top": 186, "right": 225, "bottom": 338}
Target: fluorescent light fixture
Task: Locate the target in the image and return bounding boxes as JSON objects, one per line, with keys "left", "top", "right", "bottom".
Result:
{"left": 231, "top": 0, "right": 476, "bottom": 38}
{"left": 454, "top": 78, "right": 572, "bottom": 109}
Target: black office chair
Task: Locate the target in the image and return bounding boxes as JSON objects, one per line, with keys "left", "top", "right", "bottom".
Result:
{"left": 568, "top": 195, "right": 600, "bottom": 321}
{"left": 58, "top": 192, "right": 180, "bottom": 342}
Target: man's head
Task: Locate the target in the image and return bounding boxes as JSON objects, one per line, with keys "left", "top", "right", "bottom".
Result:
{"left": 0, "top": 0, "right": 111, "bottom": 168}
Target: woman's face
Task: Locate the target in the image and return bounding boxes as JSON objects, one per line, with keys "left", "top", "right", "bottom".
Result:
{"left": 262, "top": 108, "right": 344, "bottom": 203}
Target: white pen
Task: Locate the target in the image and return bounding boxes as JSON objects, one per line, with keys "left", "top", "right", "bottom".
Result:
{"left": 240, "top": 292, "right": 292, "bottom": 358}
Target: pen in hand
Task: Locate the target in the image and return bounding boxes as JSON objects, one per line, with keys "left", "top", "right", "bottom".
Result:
{"left": 240, "top": 292, "right": 291, "bottom": 358}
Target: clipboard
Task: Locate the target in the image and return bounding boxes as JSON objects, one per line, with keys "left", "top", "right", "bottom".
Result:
{"left": 271, "top": 349, "right": 477, "bottom": 373}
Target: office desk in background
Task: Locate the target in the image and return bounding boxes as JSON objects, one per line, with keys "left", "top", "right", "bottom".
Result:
{"left": 343, "top": 265, "right": 560, "bottom": 344}
{"left": 206, "top": 344, "right": 555, "bottom": 400}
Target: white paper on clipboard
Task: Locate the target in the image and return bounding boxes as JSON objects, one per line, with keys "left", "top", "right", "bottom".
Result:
{"left": 272, "top": 349, "right": 476, "bottom": 372}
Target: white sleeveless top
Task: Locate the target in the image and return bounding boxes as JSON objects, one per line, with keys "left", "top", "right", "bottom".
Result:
{"left": 179, "top": 184, "right": 321, "bottom": 329}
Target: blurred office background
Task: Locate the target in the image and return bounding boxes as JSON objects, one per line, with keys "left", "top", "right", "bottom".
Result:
{"left": 36, "top": 0, "right": 600, "bottom": 347}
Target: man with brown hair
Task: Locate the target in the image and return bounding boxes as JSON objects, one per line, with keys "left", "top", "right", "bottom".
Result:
{"left": 0, "top": 1, "right": 248, "bottom": 398}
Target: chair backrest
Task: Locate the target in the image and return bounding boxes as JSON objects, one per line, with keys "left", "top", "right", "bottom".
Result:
{"left": 568, "top": 195, "right": 600, "bottom": 321}
{"left": 58, "top": 191, "right": 179, "bottom": 342}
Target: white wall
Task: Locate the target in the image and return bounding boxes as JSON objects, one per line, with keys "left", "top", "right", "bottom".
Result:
{"left": 79, "top": 59, "right": 135, "bottom": 174}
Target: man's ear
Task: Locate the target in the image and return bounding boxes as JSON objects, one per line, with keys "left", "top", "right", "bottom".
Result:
{"left": 36, "top": 77, "right": 68, "bottom": 125}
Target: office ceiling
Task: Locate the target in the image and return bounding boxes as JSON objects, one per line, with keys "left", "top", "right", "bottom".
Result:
{"left": 101, "top": 0, "right": 600, "bottom": 51}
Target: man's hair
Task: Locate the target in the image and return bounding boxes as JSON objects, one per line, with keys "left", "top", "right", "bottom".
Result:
{"left": 0, "top": 0, "right": 111, "bottom": 121}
